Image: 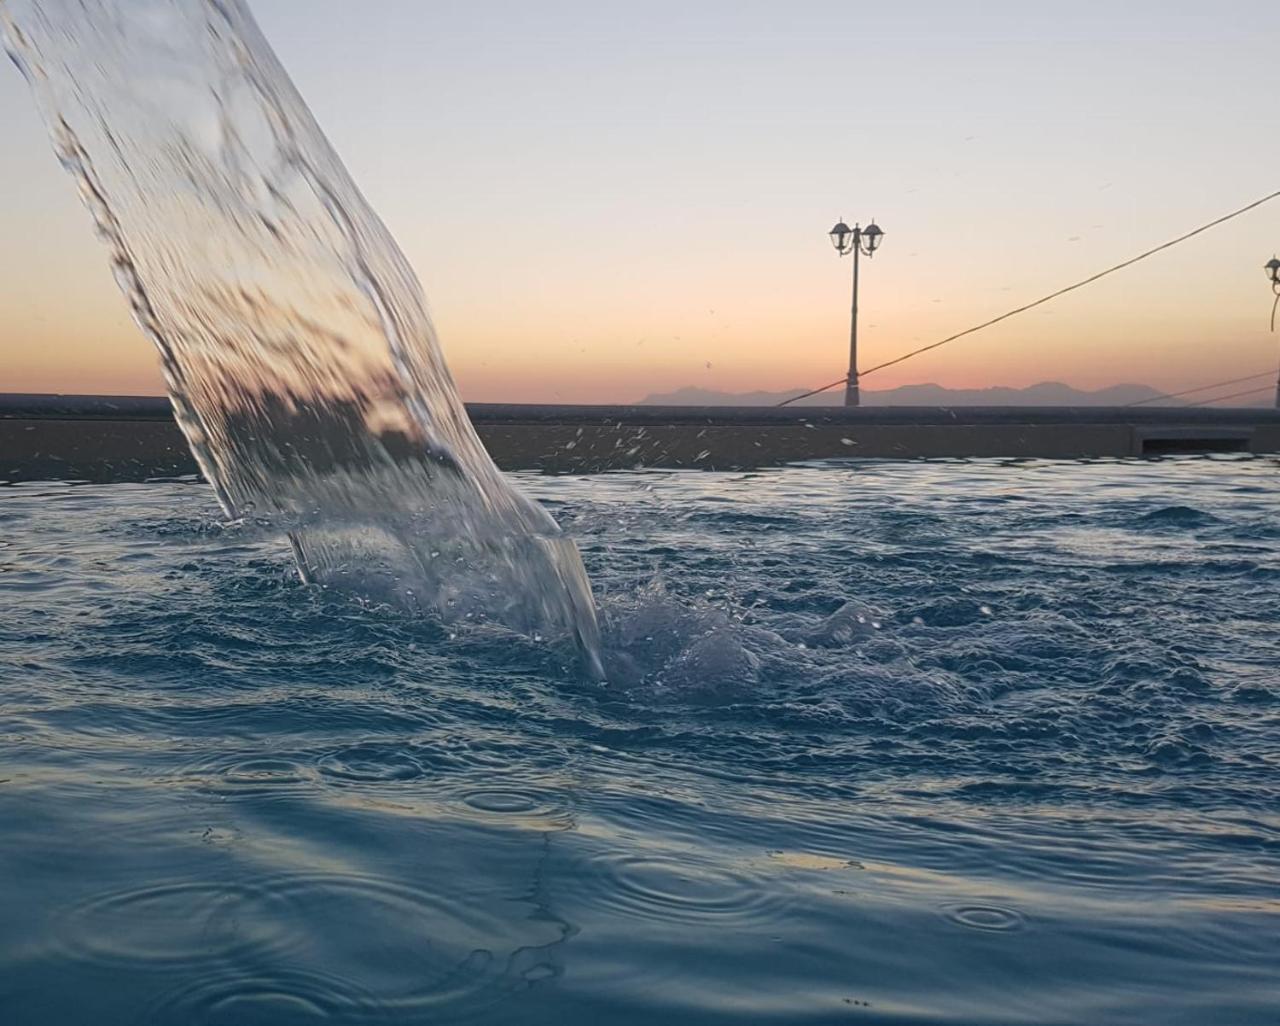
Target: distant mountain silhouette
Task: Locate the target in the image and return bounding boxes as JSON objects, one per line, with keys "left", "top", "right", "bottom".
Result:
{"left": 637, "top": 381, "right": 1189, "bottom": 407}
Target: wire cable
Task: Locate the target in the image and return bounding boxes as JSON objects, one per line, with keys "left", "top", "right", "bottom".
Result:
{"left": 1185, "top": 383, "right": 1276, "bottom": 407}
{"left": 776, "top": 375, "right": 854, "bottom": 407}
{"left": 779, "top": 187, "right": 1280, "bottom": 407}
{"left": 1125, "top": 370, "right": 1278, "bottom": 406}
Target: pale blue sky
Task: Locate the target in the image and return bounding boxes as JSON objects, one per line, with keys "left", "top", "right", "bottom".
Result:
{"left": 3, "top": 1, "right": 1278, "bottom": 400}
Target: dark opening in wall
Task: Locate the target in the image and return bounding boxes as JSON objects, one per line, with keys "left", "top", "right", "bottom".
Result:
{"left": 1141, "top": 436, "right": 1250, "bottom": 455}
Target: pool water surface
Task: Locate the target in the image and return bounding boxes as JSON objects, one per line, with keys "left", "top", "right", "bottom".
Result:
{"left": 0, "top": 456, "right": 1277, "bottom": 1024}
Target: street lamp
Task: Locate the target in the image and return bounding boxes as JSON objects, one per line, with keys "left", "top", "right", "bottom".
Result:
{"left": 828, "top": 218, "right": 885, "bottom": 406}
{"left": 1266, "top": 256, "right": 1280, "bottom": 407}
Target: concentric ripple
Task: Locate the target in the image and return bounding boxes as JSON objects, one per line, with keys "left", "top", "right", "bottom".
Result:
{"left": 462, "top": 790, "right": 543, "bottom": 814}
{"left": 561, "top": 851, "right": 785, "bottom": 929}
{"left": 940, "top": 903, "right": 1027, "bottom": 932}
{"left": 143, "top": 965, "right": 395, "bottom": 1026}
{"left": 181, "top": 755, "right": 317, "bottom": 800}
{"left": 52, "top": 881, "right": 296, "bottom": 971}
{"left": 316, "top": 744, "right": 426, "bottom": 783}
{"left": 250, "top": 872, "right": 567, "bottom": 1019}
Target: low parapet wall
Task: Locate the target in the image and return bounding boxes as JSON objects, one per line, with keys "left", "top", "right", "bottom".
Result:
{"left": 3, "top": 394, "right": 1279, "bottom": 481}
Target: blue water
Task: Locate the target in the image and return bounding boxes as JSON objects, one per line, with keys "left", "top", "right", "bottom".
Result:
{"left": 1, "top": 456, "right": 1278, "bottom": 1025}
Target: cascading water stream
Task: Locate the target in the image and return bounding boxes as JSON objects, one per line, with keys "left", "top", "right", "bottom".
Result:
{"left": 1, "top": 0, "right": 602, "bottom": 675}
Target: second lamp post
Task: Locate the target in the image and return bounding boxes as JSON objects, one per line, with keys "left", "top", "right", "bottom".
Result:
{"left": 829, "top": 219, "right": 885, "bottom": 407}
{"left": 1266, "top": 255, "right": 1280, "bottom": 408}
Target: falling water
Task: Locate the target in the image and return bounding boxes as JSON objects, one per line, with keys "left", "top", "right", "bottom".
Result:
{"left": 2, "top": 0, "right": 602, "bottom": 673}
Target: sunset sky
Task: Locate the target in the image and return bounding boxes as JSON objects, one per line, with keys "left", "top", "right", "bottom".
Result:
{"left": 2, "top": 0, "right": 1279, "bottom": 403}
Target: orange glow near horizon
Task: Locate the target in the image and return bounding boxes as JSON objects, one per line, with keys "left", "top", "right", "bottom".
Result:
{"left": 3, "top": 195, "right": 1277, "bottom": 404}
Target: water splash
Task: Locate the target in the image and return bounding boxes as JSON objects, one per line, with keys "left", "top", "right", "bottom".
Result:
{"left": 1, "top": 0, "right": 602, "bottom": 674}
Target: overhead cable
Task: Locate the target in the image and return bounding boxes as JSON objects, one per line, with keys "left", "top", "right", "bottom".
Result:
{"left": 779, "top": 187, "right": 1280, "bottom": 407}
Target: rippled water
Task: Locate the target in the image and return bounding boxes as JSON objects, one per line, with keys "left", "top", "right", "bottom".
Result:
{"left": 1, "top": 456, "right": 1278, "bottom": 1024}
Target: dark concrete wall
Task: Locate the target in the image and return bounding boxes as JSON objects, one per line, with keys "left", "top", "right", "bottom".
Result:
{"left": 3, "top": 394, "right": 1279, "bottom": 481}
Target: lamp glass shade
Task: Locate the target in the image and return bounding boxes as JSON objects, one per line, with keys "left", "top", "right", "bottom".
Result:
{"left": 829, "top": 221, "right": 852, "bottom": 253}
{"left": 1266, "top": 257, "right": 1280, "bottom": 283}
{"left": 862, "top": 222, "right": 884, "bottom": 254}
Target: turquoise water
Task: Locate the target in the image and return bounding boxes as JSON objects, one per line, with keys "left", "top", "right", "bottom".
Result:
{"left": 1, "top": 456, "right": 1278, "bottom": 1024}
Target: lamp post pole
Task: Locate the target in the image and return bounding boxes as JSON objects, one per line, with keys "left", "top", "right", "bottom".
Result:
{"left": 847, "top": 238, "right": 861, "bottom": 407}
{"left": 1266, "top": 257, "right": 1280, "bottom": 409}
{"left": 829, "top": 219, "right": 884, "bottom": 408}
